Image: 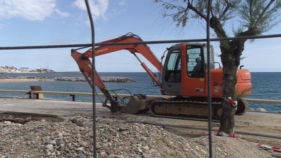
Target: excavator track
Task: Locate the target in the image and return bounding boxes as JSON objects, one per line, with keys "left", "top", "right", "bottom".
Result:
{"left": 149, "top": 98, "right": 248, "bottom": 120}
{"left": 149, "top": 99, "right": 222, "bottom": 120}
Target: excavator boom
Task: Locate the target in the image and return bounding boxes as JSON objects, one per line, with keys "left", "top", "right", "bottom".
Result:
{"left": 71, "top": 33, "right": 164, "bottom": 113}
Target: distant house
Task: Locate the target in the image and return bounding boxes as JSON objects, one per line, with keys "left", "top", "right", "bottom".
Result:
{"left": 20, "top": 67, "right": 29, "bottom": 72}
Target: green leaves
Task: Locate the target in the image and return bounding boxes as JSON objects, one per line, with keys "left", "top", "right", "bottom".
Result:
{"left": 155, "top": 0, "right": 243, "bottom": 27}
{"left": 238, "top": 0, "right": 281, "bottom": 34}
{"left": 156, "top": 0, "right": 281, "bottom": 37}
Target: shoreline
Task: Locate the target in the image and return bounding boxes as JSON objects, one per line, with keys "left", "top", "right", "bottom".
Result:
{"left": 0, "top": 79, "right": 56, "bottom": 82}
{"left": 0, "top": 79, "right": 48, "bottom": 82}
{"left": 0, "top": 77, "right": 135, "bottom": 83}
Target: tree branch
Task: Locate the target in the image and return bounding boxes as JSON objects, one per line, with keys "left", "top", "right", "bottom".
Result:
{"left": 240, "top": 27, "right": 259, "bottom": 37}
{"left": 219, "top": 0, "right": 231, "bottom": 20}
{"left": 210, "top": 17, "right": 228, "bottom": 38}
{"left": 254, "top": 0, "right": 275, "bottom": 27}
{"left": 163, "top": 2, "right": 185, "bottom": 10}
{"left": 187, "top": 1, "right": 207, "bottom": 20}
{"left": 210, "top": 1, "right": 214, "bottom": 17}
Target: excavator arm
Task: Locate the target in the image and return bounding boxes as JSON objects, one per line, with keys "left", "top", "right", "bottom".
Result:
{"left": 71, "top": 33, "right": 164, "bottom": 113}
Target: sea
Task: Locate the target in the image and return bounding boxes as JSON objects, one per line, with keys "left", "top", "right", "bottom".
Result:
{"left": 0, "top": 72, "right": 280, "bottom": 113}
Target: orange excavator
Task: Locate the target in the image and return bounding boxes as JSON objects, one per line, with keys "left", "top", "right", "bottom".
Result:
{"left": 71, "top": 33, "right": 251, "bottom": 119}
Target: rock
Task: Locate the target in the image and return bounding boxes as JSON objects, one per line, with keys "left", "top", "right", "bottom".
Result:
{"left": 256, "top": 108, "right": 267, "bottom": 112}
{"left": 76, "top": 147, "right": 84, "bottom": 152}
{"left": 52, "top": 77, "right": 135, "bottom": 83}
{"left": 104, "top": 146, "right": 114, "bottom": 155}
{"left": 143, "top": 145, "right": 149, "bottom": 151}
{"left": 77, "top": 152, "right": 86, "bottom": 158}
{"left": 109, "top": 155, "right": 125, "bottom": 158}
{"left": 96, "top": 143, "right": 101, "bottom": 149}
{"left": 248, "top": 108, "right": 255, "bottom": 111}
{"left": 101, "top": 77, "right": 135, "bottom": 83}
{"left": 79, "top": 141, "right": 88, "bottom": 147}
{"left": 50, "top": 140, "right": 56, "bottom": 145}
{"left": 141, "top": 131, "right": 150, "bottom": 137}
{"left": 56, "top": 151, "right": 62, "bottom": 156}
{"left": 148, "top": 148, "right": 158, "bottom": 154}
{"left": 45, "top": 144, "right": 54, "bottom": 151}
{"left": 64, "top": 147, "right": 70, "bottom": 153}
{"left": 118, "top": 125, "right": 129, "bottom": 131}
{"left": 3, "top": 121, "right": 12, "bottom": 125}
{"left": 63, "top": 132, "right": 71, "bottom": 136}
{"left": 99, "top": 151, "right": 107, "bottom": 157}
{"left": 59, "top": 140, "right": 65, "bottom": 147}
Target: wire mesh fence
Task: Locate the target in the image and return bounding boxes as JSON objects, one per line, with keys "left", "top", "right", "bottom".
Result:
{"left": 0, "top": 0, "right": 281, "bottom": 157}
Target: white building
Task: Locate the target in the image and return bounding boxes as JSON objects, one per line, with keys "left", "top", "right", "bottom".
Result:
{"left": 20, "top": 67, "right": 29, "bottom": 72}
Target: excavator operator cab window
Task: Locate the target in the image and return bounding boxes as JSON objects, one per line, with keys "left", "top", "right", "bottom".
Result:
{"left": 165, "top": 49, "right": 181, "bottom": 83}
{"left": 187, "top": 47, "right": 204, "bottom": 78}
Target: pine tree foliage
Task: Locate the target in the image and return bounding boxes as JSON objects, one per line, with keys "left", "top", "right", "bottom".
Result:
{"left": 155, "top": 0, "right": 281, "bottom": 37}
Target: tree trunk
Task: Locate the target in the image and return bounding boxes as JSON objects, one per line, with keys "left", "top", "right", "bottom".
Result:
{"left": 209, "top": 17, "right": 253, "bottom": 136}
{"left": 219, "top": 40, "right": 244, "bottom": 135}
{"left": 209, "top": 16, "right": 239, "bottom": 135}
{"left": 219, "top": 51, "right": 237, "bottom": 135}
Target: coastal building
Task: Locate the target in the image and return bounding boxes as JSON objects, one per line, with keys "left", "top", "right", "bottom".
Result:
{"left": 20, "top": 67, "right": 29, "bottom": 73}
{"left": 0, "top": 66, "right": 55, "bottom": 73}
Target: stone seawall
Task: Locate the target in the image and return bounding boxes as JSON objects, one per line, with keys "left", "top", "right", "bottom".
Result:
{"left": 0, "top": 76, "right": 135, "bottom": 83}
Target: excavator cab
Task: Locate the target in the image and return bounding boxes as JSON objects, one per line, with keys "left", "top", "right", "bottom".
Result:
{"left": 160, "top": 43, "right": 251, "bottom": 116}
{"left": 162, "top": 43, "right": 214, "bottom": 97}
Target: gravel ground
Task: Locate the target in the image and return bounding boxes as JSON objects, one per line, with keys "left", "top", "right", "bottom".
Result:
{"left": 0, "top": 116, "right": 273, "bottom": 158}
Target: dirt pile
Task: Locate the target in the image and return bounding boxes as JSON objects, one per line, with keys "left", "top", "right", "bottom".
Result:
{"left": 0, "top": 116, "right": 272, "bottom": 158}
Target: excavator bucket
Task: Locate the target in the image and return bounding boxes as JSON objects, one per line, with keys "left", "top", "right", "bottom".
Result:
{"left": 119, "top": 94, "right": 160, "bottom": 114}
{"left": 119, "top": 94, "right": 149, "bottom": 114}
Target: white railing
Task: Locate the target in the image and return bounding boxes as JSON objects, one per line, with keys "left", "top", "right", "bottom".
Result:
{"left": 0, "top": 89, "right": 281, "bottom": 104}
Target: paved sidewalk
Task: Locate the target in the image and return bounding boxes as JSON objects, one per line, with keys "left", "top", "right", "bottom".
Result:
{"left": 0, "top": 98, "right": 280, "bottom": 135}
{"left": 0, "top": 98, "right": 113, "bottom": 118}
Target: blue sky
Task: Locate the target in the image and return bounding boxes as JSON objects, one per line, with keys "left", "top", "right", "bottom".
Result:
{"left": 0, "top": 0, "right": 280, "bottom": 72}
